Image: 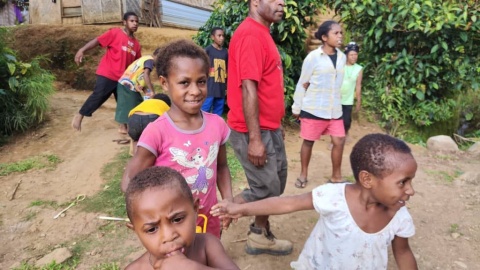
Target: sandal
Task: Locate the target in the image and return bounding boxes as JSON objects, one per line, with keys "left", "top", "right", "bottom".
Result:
{"left": 295, "top": 178, "right": 308, "bottom": 188}
{"left": 112, "top": 139, "right": 130, "bottom": 145}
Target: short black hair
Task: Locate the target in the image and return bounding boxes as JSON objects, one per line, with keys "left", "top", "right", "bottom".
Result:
{"left": 125, "top": 167, "right": 193, "bottom": 222}
{"left": 210, "top": 27, "right": 224, "bottom": 36}
{"left": 152, "top": 93, "right": 171, "bottom": 107}
{"left": 123, "top": 11, "right": 138, "bottom": 21}
{"left": 314, "top": 20, "right": 340, "bottom": 42}
{"left": 155, "top": 39, "right": 209, "bottom": 78}
{"left": 350, "top": 133, "right": 412, "bottom": 181}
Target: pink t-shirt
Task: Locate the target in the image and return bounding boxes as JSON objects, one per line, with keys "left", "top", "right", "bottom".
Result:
{"left": 138, "top": 112, "right": 230, "bottom": 238}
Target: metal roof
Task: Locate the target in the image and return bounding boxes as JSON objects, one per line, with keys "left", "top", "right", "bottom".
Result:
{"left": 160, "top": 0, "right": 211, "bottom": 30}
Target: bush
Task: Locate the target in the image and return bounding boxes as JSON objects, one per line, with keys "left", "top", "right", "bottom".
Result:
{"left": 0, "top": 28, "right": 55, "bottom": 136}
{"left": 194, "top": 0, "right": 324, "bottom": 111}
{"left": 326, "top": 0, "right": 480, "bottom": 138}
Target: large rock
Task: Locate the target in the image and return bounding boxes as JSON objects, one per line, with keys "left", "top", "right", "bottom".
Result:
{"left": 35, "top": 247, "right": 72, "bottom": 267}
{"left": 467, "top": 142, "right": 480, "bottom": 155}
{"left": 426, "top": 135, "right": 458, "bottom": 152}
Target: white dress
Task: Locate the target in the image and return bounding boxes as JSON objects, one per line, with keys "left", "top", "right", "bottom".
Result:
{"left": 290, "top": 183, "right": 415, "bottom": 270}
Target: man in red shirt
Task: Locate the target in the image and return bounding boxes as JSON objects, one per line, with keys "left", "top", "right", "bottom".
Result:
{"left": 71, "top": 12, "right": 142, "bottom": 133}
{"left": 227, "top": 0, "right": 292, "bottom": 256}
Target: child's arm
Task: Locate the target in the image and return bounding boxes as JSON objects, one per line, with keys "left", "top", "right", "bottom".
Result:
{"left": 215, "top": 144, "right": 234, "bottom": 229}
{"left": 143, "top": 67, "right": 155, "bottom": 96}
{"left": 159, "top": 234, "right": 239, "bottom": 270}
{"left": 392, "top": 236, "right": 418, "bottom": 270}
{"left": 74, "top": 38, "right": 99, "bottom": 65}
{"left": 211, "top": 192, "right": 314, "bottom": 219}
{"left": 121, "top": 146, "right": 156, "bottom": 192}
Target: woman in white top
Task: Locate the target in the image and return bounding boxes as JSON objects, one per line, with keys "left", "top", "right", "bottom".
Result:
{"left": 291, "top": 20, "right": 347, "bottom": 188}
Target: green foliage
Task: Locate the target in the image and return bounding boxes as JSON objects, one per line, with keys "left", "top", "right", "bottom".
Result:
{"left": 0, "top": 28, "right": 56, "bottom": 136}
{"left": 193, "top": 0, "right": 325, "bottom": 110}
{"left": 326, "top": 0, "right": 480, "bottom": 137}
{"left": 0, "top": 154, "right": 62, "bottom": 176}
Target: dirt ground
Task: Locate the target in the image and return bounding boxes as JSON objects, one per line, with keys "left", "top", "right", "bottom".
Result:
{"left": 1, "top": 25, "right": 479, "bottom": 270}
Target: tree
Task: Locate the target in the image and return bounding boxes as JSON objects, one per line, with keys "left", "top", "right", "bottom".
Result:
{"left": 325, "top": 0, "right": 480, "bottom": 137}
{"left": 194, "top": 0, "right": 325, "bottom": 110}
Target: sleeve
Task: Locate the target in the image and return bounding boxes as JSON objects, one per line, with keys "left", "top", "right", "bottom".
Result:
{"left": 311, "top": 185, "right": 328, "bottom": 214}
{"left": 97, "top": 28, "right": 116, "bottom": 47}
{"left": 143, "top": 59, "right": 154, "bottom": 71}
{"left": 137, "top": 122, "right": 162, "bottom": 157}
{"left": 219, "top": 117, "right": 231, "bottom": 145}
{"left": 394, "top": 207, "right": 416, "bottom": 238}
{"left": 292, "top": 52, "right": 315, "bottom": 114}
{"left": 236, "top": 36, "right": 264, "bottom": 82}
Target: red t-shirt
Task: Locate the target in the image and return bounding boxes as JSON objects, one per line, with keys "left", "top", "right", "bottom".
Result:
{"left": 227, "top": 17, "right": 285, "bottom": 132}
{"left": 96, "top": 28, "right": 141, "bottom": 81}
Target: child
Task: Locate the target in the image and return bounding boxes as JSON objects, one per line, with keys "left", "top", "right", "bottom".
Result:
{"left": 341, "top": 42, "right": 363, "bottom": 138}
{"left": 115, "top": 48, "right": 161, "bottom": 130}
{"left": 127, "top": 93, "right": 171, "bottom": 156}
{"left": 71, "top": 12, "right": 141, "bottom": 133}
{"left": 212, "top": 133, "right": 418, "bottom": 270}
{"left": 122, "top": 39, "right": 234, "bottom": 239}
{"left": 125, "top": 166, "right": 239, "bottom": 270}
{"left": 201, "top": 27, "right": 228, "bottom": 116}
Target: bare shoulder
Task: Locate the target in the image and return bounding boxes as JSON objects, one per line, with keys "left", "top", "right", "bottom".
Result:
{"left": 202, "top": 234, "right": 239, "bottom": 269}
{"left": 125, "top": 252, "right": 151, "bottom": 270}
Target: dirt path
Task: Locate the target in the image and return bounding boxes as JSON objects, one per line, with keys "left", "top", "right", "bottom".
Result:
{"left": 1, "top": 89, "right": 479, "bottom": 269}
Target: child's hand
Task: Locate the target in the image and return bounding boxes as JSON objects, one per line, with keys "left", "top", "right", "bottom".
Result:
{"left": 221, "top": 216, "right": 237, "bottom": 230}
{"left": 210, "top": 200, "right": 243, "bottom": 219}
{"left": 157, "top": 251, "right": 188, "bottom": 269}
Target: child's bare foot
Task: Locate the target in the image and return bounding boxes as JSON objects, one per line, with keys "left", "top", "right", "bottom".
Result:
{"left": 118, "top": 124, "right": 128, "bottom": 134}
{"left": 71, "top": 113, "right": 84, "bottom": 131}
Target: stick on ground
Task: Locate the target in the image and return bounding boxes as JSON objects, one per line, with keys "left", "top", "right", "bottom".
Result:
{"left": 9, "top": 179, "right": 22, "bottom": 201}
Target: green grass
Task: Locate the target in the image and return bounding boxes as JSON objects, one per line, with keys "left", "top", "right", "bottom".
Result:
{"left": 12, "top": 260, "right": 119, "bottom": 270}
{"left": 29, "top": 200, "right": 60, "bottom": 209}
{"left": 226, "top": 143, "right": 244, "bottom": 183}
{"left": 424, "top": 169, "right": 463, "bottom": 183}
{"left": 22, "top": 211, "right": 37, "bottom": 222}
{"left": 0, "top": 154, "right": 62, "bottom": 176}
{"left": 449, "top": 223, "right": 460, "bottom": 233}
{"left": 81, "top": 149, "right": 130, "bottom": 217}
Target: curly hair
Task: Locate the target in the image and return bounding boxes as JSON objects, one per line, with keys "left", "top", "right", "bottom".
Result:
{"left": 350, "top": 134, "right": 412, "bottom": 181}
{"left": 154, "top": 39, "right": 209, "bottom": 78}
{"left": 123, "top": 11, "right": 138, "bottom": 21}
{"left": 125, "top": 166, "right": 193, "bottom": 222}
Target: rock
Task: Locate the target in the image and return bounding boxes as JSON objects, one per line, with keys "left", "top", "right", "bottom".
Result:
{"left": 426, "top": 135, "right": 458, "bottom": 152}
{"left": 35, "top": 247, "right": 72, "bottom": 267}
{"left": 451, "top": 232, "right": 460, "bottom": 239}
{"left": 453, "top": 261, "right": 468, "bottom": 269}
{"left": 456, "top": 171, "right": 480, "bottom": 186}
{"left": 467, "top": 142, "right": 480, "bottom": 155}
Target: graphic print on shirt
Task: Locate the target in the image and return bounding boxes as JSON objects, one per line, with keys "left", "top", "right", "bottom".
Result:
{"left": 122, "top": 40, "right": 138, "bottom": 57}
{"left": 169, "top": 141, "right": 219, "bottom": 195}
{"left": 209, "top": 59, "right": 226, "bottom": 83}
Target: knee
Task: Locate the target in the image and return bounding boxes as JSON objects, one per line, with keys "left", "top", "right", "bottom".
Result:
{"left": 302, "top": 140, "right": 315, "bottom": 147}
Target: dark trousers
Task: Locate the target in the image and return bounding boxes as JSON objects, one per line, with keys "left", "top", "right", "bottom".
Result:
{"left": 342, "top": 105, "right": 353, "bottom": 133}
{"left": 79, "top": 75, "right": 118, "bottom": 117}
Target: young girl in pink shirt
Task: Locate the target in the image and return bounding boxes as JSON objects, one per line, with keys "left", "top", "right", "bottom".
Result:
{"left": 122, "top": 39, "right": 234, "bottom": 238}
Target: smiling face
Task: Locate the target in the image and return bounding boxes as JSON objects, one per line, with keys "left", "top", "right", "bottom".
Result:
{"left": 128, "top": 186, "right": 198, "bottom": 263}
{"left": 346, "top": 51, "right": 358, "bottom": 65}
{"left": 159, "top": 56, "right": 208, "bottom": 117}
{"left": 123, "top": 15, "right": 139, "bottom": 34}
{"left": 254, "top": 0, "right": 285, "bottom": 25}
{"left": 370, "top": 153, "right": 417, "bottom": 211}
{"left": 322, "top": 23, "right": 343, "bottom": 50}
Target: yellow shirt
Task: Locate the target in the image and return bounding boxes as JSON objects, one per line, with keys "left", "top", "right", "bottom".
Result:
{"left": 128, "top": 99, "right": 170, "bottom": 117}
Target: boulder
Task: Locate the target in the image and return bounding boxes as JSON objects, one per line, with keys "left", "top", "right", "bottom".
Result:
{"left": 467, "top": 142, "right": 480, "bottom": 155}
{"left": 426, "top": 135, "right": 458, "bottom": 152}
{"left": 35, "top": 247, "right": 72, "bottom": 267}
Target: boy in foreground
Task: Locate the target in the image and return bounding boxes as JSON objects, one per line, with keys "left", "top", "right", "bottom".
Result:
{"left": 125, "top": 166, "right": 238, "bottom": 270}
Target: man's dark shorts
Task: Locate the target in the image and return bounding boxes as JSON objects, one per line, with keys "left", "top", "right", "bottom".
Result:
{"left": 127, "top": 114, "right": 159, "bottom": 141}
{"left": 229, "top": 128, "right": 288, "bottom": 202}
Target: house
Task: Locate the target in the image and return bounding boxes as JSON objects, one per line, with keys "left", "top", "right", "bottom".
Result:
{"left": 29, "top": 0, "right": 214, "bottom": 29}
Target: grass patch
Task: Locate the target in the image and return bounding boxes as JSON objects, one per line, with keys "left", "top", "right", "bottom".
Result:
{"left": 0, "top": 154, "right": 62, "bottom": 176}
{"left": 81, "top": 149, "right": 130, "bottom": 217}
{"left": 22, "top": 211, "right": 37, "bottom": 222}
{"left": 424, "top": 169, "right": 463, "bottom": 183}
{"left": 226, "top": 143, "right": 244, "bottom": 183}
{"left": 449, "top": 223, "right": 460, "bottom": 233}
{"left": 29, "top": 200, "right": 60, "bottom": 209}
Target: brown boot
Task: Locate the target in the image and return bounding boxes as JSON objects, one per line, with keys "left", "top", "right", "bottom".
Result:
{"left": 245, "top": 223, "right": 293, "bottom": 256}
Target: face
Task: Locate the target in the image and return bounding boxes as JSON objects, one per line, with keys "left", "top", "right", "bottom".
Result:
{"left": 159, "top": 57, "right": 208, "bottom": 117}
{"left": 123, "top": 15, "right": 139, "bottom": 34}
{"left": 322, "top": 24, "right": 343, "bottom": 49}
{"left": 256, "top": 0, "right": 285, "bottom": 24}
{"left": 211, "top": 29, "right": 225, "bottom": 47}
{"left": 371, "top": 153, "right": 417, "bottom": 211}
{"left": 347, "top": 51, "right": 358, "bottom": 65}
{"left": 127, "top": 186, "right": 198, "bottom": 264}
